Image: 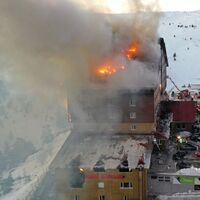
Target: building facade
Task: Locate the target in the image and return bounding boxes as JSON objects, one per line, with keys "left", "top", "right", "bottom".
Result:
{"left": 168, "top": 101, "right": 197, "bottom": 133}
{"left": 61, "top": 38, "right": 168, "bottom": 200}
{"left": 57, "top": 169, "right": 147, "bottom": 200}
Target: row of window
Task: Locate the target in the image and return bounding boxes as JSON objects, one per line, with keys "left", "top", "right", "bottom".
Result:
{"left": 176, "top": 123, "right": 186, "bottom": 129}
{"left": 97, "top": 182, "right": 133, "bottom": 189}
{"left": 75, "top": 195, "right": 131, "bottom": 200}
{"left": 108, "top": 112, "right": 137, "bottom": 120}
{"left": 151, "top": 175, "right": 171, "bottom": 182}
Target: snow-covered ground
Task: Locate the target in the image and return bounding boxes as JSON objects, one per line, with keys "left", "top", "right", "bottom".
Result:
{"left": 0, "top": 130, "right": 70, "bottom": 200}
{"left": 159, "top": 11, "right": 200, "bottom": 89}
{"left": 158, "top": 193, "right": 200, "bottom": 200}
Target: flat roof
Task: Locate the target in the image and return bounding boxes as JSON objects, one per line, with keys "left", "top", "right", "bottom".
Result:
{"left": 55, "top": 133, "right": 153, "bottom": 170}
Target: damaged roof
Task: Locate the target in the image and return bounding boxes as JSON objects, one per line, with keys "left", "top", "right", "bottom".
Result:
{"left": 54, "top": 132, "right": 153, "bottom": 170}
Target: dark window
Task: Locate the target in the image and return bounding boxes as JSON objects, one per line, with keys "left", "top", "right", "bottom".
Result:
{"left": 119, "top": 160, "right": 129, "bottom": 172}
{"left": 130, "top": 112, "right": 136, "bottom": 119}
{"left": 99, "top": 195, "right": 105, "bottom": 200}
{"left": 165, "top": 177, "right": 170, "bottom": 182}
{"left": 124, "top": 182, "right": 129, "bottom": 187}
{"left": 75, "top": 195, "right": 80, "bottom": 200}
{"left": 130, "top": 124, "right": 137, "bottom": 131}
{"left": 129, "top": 98, "right": 136, "bottom": 106}
{"left": 151, "top": 175, "right": 157, "bottom": 179}
{"left": 120, "top": 182, "right": 133, "bottom": 188}
{"left": 194, "top": 185, "right": 200, "bottom": 191}
{"left": 158, "top": 176, "right": 170, "bottom": 182}
{"left": 93, "top": 160, "right": 105, "bottom": 172}
{"left": 123, "top": 196, "right": 128, "bottom": 200}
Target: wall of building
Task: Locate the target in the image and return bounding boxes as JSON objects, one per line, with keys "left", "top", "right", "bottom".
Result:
{"left": 72, "top": 89, "right": 155, "bottom": 135}
{"left": 119, "top": 123, "right": 154, "bottom": 134}
{"left": 171, "top": 122, "right": 194, "bottom": 134}
{"left": 168, "top": 101, "right": 196, "bottom": 123}
{"left": 56, "top": 169, "right": 147, "bottom": 200}
{"left": 148, "top": 173, "right": 200, "bottom": 196}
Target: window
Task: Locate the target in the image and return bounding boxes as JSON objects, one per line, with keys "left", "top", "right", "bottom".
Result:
{"left": 151, "top": 175, "right": 157, "bottom": 179}
{"left": 158, "top": 176, "right": 170, "bottom": 182}
{"left": 194, "top": 185, "right": 200, "bottom": 191}
{"left": 129, "top": 97, "right": 136, "bottom": 107}
{"left": 177, "top": 123, "right": 186, "bottom": 130}
{"left": 130, "top": 112, "right": 136, "bottom": 119}
{"left": 120, "top": 182, "right": 133, "bottom": 189}
{"left": 130, "top": 124, "right": 137, "bottom": 131}
{"left": 75, "top": 195, "right": 80, "bottom": 200}
{"left": 123, "top": 196, "right": 129, "bottom": 200}
{"left": 98, "top": 182, "right": 104, "bottom": 188}
{"left": 99, "top": 195, "right": 105, "bottom": 200}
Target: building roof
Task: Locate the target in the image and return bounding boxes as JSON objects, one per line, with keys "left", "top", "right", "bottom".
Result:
{"left": 55, "top": 133, "right": 153, "bottom": 170}
{"left": 159, "top": 37, "right": 169, "bottom": 67}
{"left": 168, "top": 101, "right": 196, "bottom": 123}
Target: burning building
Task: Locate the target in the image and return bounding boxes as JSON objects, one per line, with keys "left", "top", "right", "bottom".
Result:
{"left": 69, "top": 38, "right": 168, "bottom": 136}
{"left": 56, "top": 38, "right": 169, "bottom": 200}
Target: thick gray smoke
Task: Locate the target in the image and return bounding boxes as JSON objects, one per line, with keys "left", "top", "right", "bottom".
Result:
{"left": 0, "top": 0, "right": 163, "bottom": 198}
{"left": 0, "top": 0, "right": 160, "bottom": 95}
{"left": 0, "top": 0, "right": 161, "bottom": 133}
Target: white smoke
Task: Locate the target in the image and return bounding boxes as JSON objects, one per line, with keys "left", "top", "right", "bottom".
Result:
{"left": 0, "top": 0, "right": 161, "bottom": 96}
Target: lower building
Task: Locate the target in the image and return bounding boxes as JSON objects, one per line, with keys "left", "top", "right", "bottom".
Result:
{"left": 57, "top": 169, "right": 147, "bottom": 200}
{"left": 55, "top": 133, "right": 152, "bottom": 200}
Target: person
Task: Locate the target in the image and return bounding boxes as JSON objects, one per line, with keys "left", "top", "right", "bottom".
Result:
{"left": 137, "top": 154, "right": 145, "bottom": 170}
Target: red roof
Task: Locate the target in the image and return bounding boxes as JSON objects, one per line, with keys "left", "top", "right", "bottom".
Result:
{"left": 168, "top": 101, "right": 196, "bottom": 123}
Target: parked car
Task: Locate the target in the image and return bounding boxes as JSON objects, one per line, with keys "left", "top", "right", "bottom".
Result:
{"left": 172, "top": 151, "right": 187, "bottom": 161}
{"left": 192, "top": 151, "right": 200, "bottom": 157}
{"left": 177, "top": 161, "right": 191, "bottom": 170}
{"left": 190, "top": 135, "right": 200, "bottom": 142}
{"left": 179, "top": 143, "right": 197, "bottom": 151}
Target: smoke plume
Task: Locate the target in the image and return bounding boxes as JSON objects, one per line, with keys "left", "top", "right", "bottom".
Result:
{"left": 0, "top": 0, "right": 163, "bottom": 137}
{"left": 0, "top": 0, "right": 161, "bottom": 96}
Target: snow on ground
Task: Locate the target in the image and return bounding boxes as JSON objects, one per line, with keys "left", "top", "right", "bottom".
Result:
{"left": 158, "top": 192, "right": 200, "bottom": 200}
{"left": 0, "top": 130, "right": 70, "bottom": 200}
{"left": 159, "top": 11, "right": 200, "bottom": 89}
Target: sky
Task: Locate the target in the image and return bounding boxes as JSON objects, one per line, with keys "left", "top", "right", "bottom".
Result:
{"left": 160, "top": 0, "right": 200, "bottom": 11}
{"left": 77, "top": 0, "right": 200, "bottom": 13}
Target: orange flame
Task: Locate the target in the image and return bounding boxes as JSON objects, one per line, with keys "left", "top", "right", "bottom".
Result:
{"left": 126, "top": 44, "right": 138, "bottom": 60}
{"left": 94, "top": 42, "right": 138, "bottom": 78}
{"left": 96, "top": 64, "right": 117, "bottom": 76}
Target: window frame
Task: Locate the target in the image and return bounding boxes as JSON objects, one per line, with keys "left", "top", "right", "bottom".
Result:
{"left": 130, "top": 124, "right": 137, "bottom": 131}
{"left": 120, "top": 182, "right": 133, "bottom": 189}
{"left": 75, "top": 195, "right": 80, "bottom": 200}
{"left": 99, "top": 195, "right": 105, "bottom": 200}
{"left": 129, "top": 97, "right": 136, "bottom": 107}
{"left": 98, "top": 182, "right": 105, "bottom": 189}
{"left": 129, "top": 112, "right": 136, "bottom": 119}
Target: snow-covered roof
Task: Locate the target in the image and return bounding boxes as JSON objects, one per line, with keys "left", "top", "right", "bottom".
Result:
{"left": 176, "top": 167, "right": 200, "bottom": 177}
{"left": 57, "top": 134, "right": 153, "bottom": 170}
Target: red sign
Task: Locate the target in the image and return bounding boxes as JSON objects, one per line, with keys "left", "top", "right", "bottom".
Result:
{"left": 86, "top": 174, "right": 125, "bottom": 180}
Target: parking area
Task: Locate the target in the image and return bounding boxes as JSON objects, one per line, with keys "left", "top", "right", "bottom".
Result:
{"left": 148, "top": 115, "right": 200, "bottom": 198}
